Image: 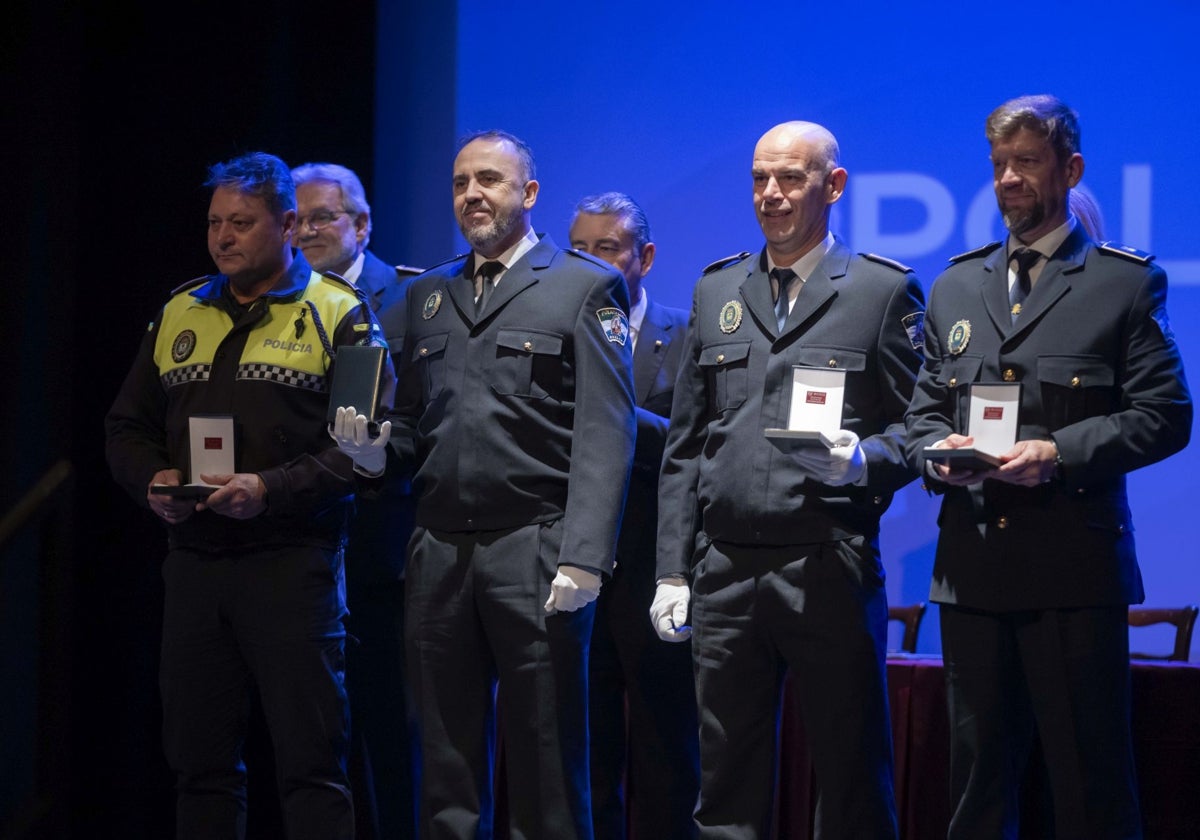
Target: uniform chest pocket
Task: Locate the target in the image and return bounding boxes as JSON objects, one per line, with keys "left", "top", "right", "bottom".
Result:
{"left": 934, "top": 354, "right": 983, "bottom": 434}
{"left": 792, "top": 345, "right": 867, "bottom": 374}
{"left": 699, "top": 341, "right": 751, "bottom": 413}
{"left": 1037, "top": 355, "right": 1115, "bottom": 430}
{"left": 491, "top": 328, "right": 564, "bottom": 399}
{"left": 412, "top": 332, "right": 450, "bottom": 401}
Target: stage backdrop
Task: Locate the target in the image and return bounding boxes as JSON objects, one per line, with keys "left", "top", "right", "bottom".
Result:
{"left": 377, "top": 0, "right": 1200, "bottom": 656}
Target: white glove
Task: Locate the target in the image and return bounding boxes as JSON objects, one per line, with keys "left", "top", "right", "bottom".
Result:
{"left": 792, "top": 430, "right": 865, "bottom": 486}
{"left": 329, "top": 405, "right": 391, "bottom": 477}
{"left": 649, "top": 578, "right": 692, "bottom": 642}
{"left": 543, "top": 566, "right": 602, "bottom": 614}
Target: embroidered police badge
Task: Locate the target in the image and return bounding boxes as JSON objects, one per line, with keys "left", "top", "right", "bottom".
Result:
{"left": 902, "top": 311, "right": 925, "bottom": 351}
{"left": 719, "top": 301, "right": 743, "bottom": 334}
{"left": 946, "top": 320, "right": 971, "bottom": 356}
{"left": 422, "top": 291, "right": 442, "bottom": 320}
{"left": 1151, "top": 306, "right": 1176, "bottom": 344}
{"left": 171, "top": 329, "right": 197, "bottom": 363}
{"left": 597, "top": 307, "right": 630, "bottom": 346}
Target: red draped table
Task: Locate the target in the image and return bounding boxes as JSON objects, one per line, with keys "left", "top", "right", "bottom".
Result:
{"left": 776, "top": 657, "right": 1200, "bottom": 839}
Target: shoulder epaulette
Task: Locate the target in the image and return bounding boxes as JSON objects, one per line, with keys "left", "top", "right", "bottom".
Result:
{"left": 423, "top": 252, "right": 470, "bottom": 273}
{"left": 860, "top": 253, "right": 913, "bottom": 273}
{"left": 1097, "top": 242, "right": 1154, "bottom": 265}
{"left": 566, "top": 248, "right": 614, "bottom": 271}
{"left": 395, "top": 264, "right": 425, "bottom": 277}
{"left": 169, "top": 275, "right": 211, "bottom": 296}
{"left": 948, "top": 241, "right": 1003, "bottom": 264}
{"left": 702, "top": 251, "right": 753, "bottom": 275}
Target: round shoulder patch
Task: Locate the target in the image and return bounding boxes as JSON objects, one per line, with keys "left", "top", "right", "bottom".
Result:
{"left": 171, "top": 329, "right": 197, "bottom": 363}
{"left": 719, "top": 300, "right": 743, "bottom": 334}
{"left": 422, "top": 290, "right": 443, "bottom": 320}
{"left": 946, "top": 320, "right": 971, "bottom": 356}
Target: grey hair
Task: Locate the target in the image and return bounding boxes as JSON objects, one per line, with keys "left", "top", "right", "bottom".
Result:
{"left": 290, "top": 161, "right": 372, "bottom": 244}
{"left": 572, "top": 191, "right": 652, "bottom": 252}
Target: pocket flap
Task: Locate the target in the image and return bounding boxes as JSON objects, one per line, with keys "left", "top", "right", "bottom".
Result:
{"left": 699, "top": 341, "right": 751, "bottom": 367}
{"left": 1037, "top": 355, "right": 1114, "bottom": 388}
{"left": 496, "top": 328, "right": 563, "bottom": 355}
{"left": 412, "top": 332, "right": 449, "bottom": 361}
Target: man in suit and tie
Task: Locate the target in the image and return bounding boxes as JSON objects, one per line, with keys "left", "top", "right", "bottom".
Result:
{"left": 652, "top": 121, "right": 925, "bottom": 838}
{"left": 332, "top": 130, "right": 636, "bottom": 839}
{"left": 292, "top": 161, "right": 422, "bottom": 838}
{"left": 905, "top": 94, "right": 1192, "bottom": 839}
{"left": 568, "top": 192, "right": 699, "bottom": 839}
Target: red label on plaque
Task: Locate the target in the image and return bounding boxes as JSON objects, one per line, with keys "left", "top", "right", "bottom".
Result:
{"left": 204, "top": 437, "right": 224, "bottom": 449}
{"left": 805, "top": 391, "right": 827, "bottom": 405}
{"left": 983, "top": 407, "right": 1004, "bottom": 420}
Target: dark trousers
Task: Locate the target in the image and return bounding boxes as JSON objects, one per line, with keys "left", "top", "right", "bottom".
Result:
{"left": 160, "top": 545, "right": 353, "bottom": 840}
{"left": 406, "top": 521, "right": 594, "bottom": 840}
{"left": 691, "top": 537, "right": 897, "bottom": 840}
{"left": 941, "top": 604, "right": 1141, "bottom": 840}
{"left": 344, "top": 487, "right": 419, "bottom": 840}
{"left": 589, "top": 557, "right": 699, "bottom": 840}
{"left": 346, "top": 575, "right": 417, "bottom": 839}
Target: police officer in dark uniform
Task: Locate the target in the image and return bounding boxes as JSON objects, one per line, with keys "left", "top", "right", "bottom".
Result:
{"left": 105, "top": 151, "right": 392, "bottom": 839}
{"left": 653, "top": 121, "right": 924, "bottom": 838}
{"left": 905, "top": 94, "right": 1192, "bottom": 840}
{"left": 568, "top": 192, "right": 699, "bottom": 840}
{"left": 333, "top": 130, "right": 636, "bottom": 840}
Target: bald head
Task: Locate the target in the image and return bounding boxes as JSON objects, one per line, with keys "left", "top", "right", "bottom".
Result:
{"left": 755, "top": 121, "right": 841, "bottom": 171}
{"left": 752, "top": 121, "right": 847, "bottom": 264}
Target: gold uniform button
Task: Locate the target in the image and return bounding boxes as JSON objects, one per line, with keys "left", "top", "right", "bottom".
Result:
{"left": 419, "top": 347, "right": 429, "bottom": 357}
{"left": 523, "top": 341, "right": 533, "bottom": 351}
{"left": 828, "top": 359, "right": 837, "bottom": 368}
{"left": 996, "top": 516, "right": 1009, "bottom": 529}
{"left": 949, "top": 377, "right": 958, "bottom": 387}
{"left": 717, "top": 354, "right": 725, "bottom": 363}
{"left": 1071, "top": 376, "right": 1081, "bottom": 388}
{"left": 1003, "top": 369, "right": 1015, "bottom": 382}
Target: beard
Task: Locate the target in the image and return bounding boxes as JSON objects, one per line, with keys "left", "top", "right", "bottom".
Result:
{"left": 1002, "top": 200, "right": 1045, "bottom": 237}
{"left": 459, "top": 201, "right": 525, "bottom": 254}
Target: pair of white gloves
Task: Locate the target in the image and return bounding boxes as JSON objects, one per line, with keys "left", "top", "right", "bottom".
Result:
{"left": 792, "top": 430, "right": 866, "bottom": 486}
{"left": 329, "top": 406, "right": 601, "bottom": 614}
{"left": 647, "top": 431, "right": 868, "bottom": 641}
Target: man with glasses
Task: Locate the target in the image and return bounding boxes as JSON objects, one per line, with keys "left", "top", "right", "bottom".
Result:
{"left": 291, "top": 161, "right": 422, "bottom": 839}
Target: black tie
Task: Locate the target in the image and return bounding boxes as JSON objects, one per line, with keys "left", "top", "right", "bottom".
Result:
{"left": 476, "top": 260, "right": 504, "bottom": 314}
{"left": 1009, "top": 249, "right": 1039, "bottom": 323}
{"left": 771, "top": 268, "right": 798, "bottom": 332}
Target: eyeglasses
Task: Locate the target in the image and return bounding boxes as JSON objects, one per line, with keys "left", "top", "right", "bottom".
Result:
{"left": 298, "top": 210, "right": 352, "bottom": 230}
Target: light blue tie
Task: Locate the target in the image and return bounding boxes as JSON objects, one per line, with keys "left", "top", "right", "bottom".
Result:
{"left": 772, "top": 268, "right": 798, "bottom": 332}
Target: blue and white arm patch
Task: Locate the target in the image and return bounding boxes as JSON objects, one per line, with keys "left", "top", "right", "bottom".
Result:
{"left": 902, "top": 311, "right": 926, "bottom": 351}
{"left": 1151, "top": 306, "right": 1176, "bottom": 344}
{"left": 596, "top": 307, "right": 630, "bottom": 346}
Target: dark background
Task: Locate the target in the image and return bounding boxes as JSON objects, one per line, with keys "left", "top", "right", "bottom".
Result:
{"left": 5, "top": 2, "right": 452, "bottom": 836}
{"left": 6, "top": 1, "right": 1199, "bottom": 837}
